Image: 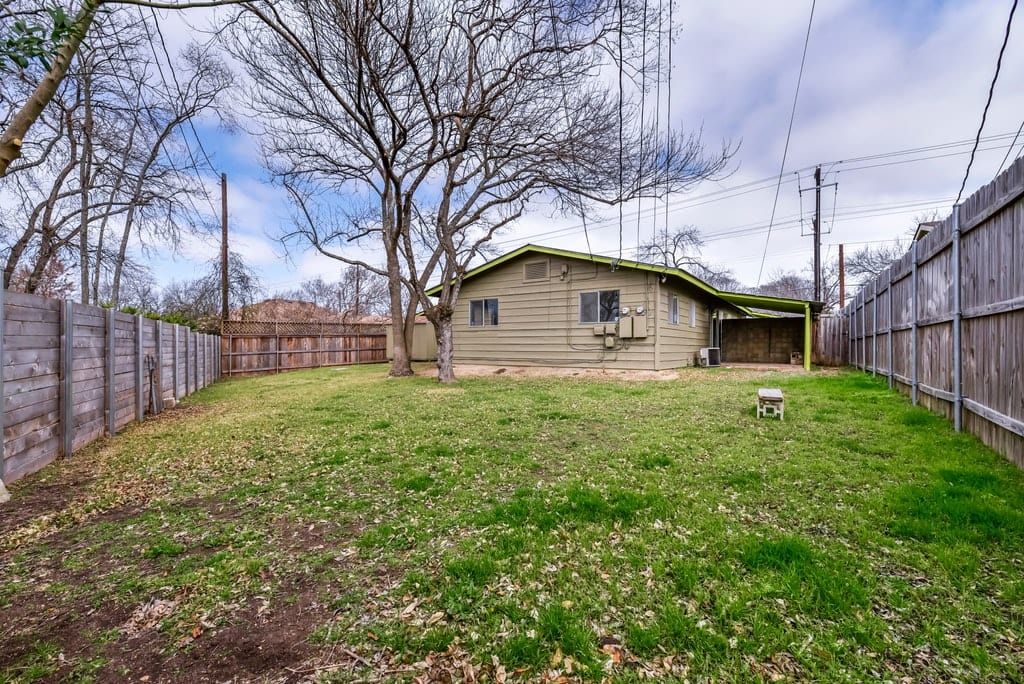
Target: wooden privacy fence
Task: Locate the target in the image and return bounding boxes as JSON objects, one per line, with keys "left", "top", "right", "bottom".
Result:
{"left": 221, "top": 320, "right": 387, "bottom": 376}
{"left": 1, "top": 289, "right": 220, "bottom": 484}
{"left": 812, "top": 315, "right": 847, "bottom": 366}
{"left": 844, "top": 156, "right": 1024, "bottom": 468}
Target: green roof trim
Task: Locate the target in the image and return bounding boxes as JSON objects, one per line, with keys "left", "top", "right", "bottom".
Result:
{"left": 425, "top": 244, "right": 821, "bottom": 316}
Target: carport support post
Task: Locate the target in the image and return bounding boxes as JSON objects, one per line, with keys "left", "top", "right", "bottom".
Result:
{"left": 952, "top": 207, "right": 963, "bottom": 432}
{"left": 911, "top": 241, "right": 919, "bottom": 405}
{"left": 803, "top": 304, "right": 811, "bottom": 371}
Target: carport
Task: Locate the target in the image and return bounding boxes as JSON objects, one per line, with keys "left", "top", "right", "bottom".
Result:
{"left": 716, "top": 293, "right": 823, "bottom": 371}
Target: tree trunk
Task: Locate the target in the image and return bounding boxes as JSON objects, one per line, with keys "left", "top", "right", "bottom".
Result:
{"left": 0, "top": 0, "right": 98, "bottom": 177}
{"left": 386, "top": 250, "right": 413, "bottom": 377}
{"left": 432, "top": 314, "right": 455, "bottom": 383}
{"left": 78, "top": 68, "right": 93, "bottom": 304}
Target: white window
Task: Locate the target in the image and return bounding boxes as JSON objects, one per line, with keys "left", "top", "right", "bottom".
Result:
{"left": 469, "top": 298, "right": 499, "bottom": 327}
{"left": 669, "top": 296, "right": 679, "bottom": 325}
{"left": 689, "top": 301, "right": 697, "bottom": 327}
{"left": 580, "top": 290, "right": 620, "bottom": 323}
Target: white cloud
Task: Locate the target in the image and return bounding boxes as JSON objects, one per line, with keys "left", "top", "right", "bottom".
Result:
{"left": 139, "top": 0, "right": 1024, "bottom": 292}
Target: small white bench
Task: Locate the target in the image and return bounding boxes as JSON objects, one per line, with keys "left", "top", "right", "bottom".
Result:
{"left": 757, "top": 388, "right": 785, "bottom": 420}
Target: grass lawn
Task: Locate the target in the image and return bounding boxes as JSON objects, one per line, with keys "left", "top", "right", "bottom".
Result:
{"left": 1, "top": 365, "right": 1023, "bottom": 682}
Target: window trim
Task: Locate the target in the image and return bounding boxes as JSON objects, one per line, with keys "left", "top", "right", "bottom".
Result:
{"left": 468, "top": 297, "right": 500, "bottom": 327}
{"left": 579, "top": 289, "right": 621, "bottom": 324}
{"left": 669, "top": 295, "right": 679, "bottom": 325}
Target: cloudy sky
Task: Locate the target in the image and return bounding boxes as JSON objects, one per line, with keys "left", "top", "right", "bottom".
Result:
{"left": 150, "top": 0, "right": 1024, "bottom": 301}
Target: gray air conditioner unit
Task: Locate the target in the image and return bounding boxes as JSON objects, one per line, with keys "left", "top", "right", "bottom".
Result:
{"left": 699, "top": 347, "right": 721, "bottom": 368}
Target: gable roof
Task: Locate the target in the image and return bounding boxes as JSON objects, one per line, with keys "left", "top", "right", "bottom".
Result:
{"left": 425, "top": 244, "right": 821, "bottom": 316}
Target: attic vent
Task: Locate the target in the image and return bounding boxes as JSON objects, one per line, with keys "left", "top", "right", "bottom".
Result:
{"left": 523, "top": 259, "right": 549, "bottom": 282}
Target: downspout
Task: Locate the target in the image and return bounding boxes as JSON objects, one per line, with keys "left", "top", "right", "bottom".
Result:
{"left": 803, "top": 303, "right": 812, "bottom": 371}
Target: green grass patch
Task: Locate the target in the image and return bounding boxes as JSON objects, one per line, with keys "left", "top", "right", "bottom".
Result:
{"left": 3, "top": 366, "right": 1024, "bottom": 682}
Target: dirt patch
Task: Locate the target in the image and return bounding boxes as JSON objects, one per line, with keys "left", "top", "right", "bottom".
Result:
{"left": 422, "top": 363, "right": 684, "bottom": 382}
{"left": 0, "top": 476, "right": 95, "bottom": 534}
{"left": 417, "top": 362, "right": 828, "bottom": 382}
{"left": 100, "top": 580, "right": 332, "bottom": 683}
{"left": 0, "top": 498, "right": 355, "bottom": 682}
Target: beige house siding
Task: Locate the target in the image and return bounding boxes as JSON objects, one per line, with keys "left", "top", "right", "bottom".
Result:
{"left": 452, "top": 254, "right": 661, "bottom": 369}
{"left": 658, "top": 281, "right": 712, "bottom": 368}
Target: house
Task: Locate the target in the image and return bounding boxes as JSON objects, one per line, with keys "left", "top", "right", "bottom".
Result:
{"left": 425, "top": 245, "right": 820, "bottom": 371}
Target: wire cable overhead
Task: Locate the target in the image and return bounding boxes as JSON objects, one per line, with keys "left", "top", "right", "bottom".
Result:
{"left": 756, "top": 0, "right": 816, "bottom": 286}
{"left": 955, "top": 0, "right": 1018, "bottom": 206}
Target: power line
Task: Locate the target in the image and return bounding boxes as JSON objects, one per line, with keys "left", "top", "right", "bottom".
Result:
{"left": 149, "top": 9, "right": 219, "bottom": 175}
{"left": 756, "top": 0, "right": 816, "bottom": 285}
{"left": 546, "top": 0, "right": 594, "bottom": 257}
{"left": 995, "top": 118, "right": 1024, "bottom": 175}
{"left": 140, "top": 8, "right": 221, "bottom": 222}
{"left": 664, "top": 0, "right": 673, "bottom": 243}
{"left": 634, "top": 0, "right": 649, "bottom": 252}
{"left": 832, "top": 130, "right": 1019, "bottom": 165}
{"left": 485, "top": 130, "right": 1022, "bottom": 252}
{"left": 617, "top": 0, "right": 624, "bottom": 262}
{"left": 954, "top": 0, "right": 1018, "bottom": 206}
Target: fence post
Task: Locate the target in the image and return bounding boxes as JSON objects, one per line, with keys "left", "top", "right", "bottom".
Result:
{"left": 173, "top": 325, "right": 180, "bottom": 402}
{"left": 887, "top": 270, "right": 894, "bottom": 389}
{"left": 952, "top": 208, "right": 963, "bottom": 431}
{"left": 911, "top": 241, "right": 919, "bottom": 405}
{"left": 194, "top": 331, "right": 199, "bottom": 390}
{"left": 861, "top": 293, "right": 867, "bottom": 372}
{"left": 185, "top": 328, "right": 191, "bottom": 396}
{"left": 155, "top": 322, "right": 164, "bottom": 413}
{"left": 847, "top": 305, "right": 852, "bottom": 367}
{"left": 199, "top": 333, "right": 205, "bottom": 389}
{"left": 871, "top": 284, "right": 877, "bottom": 376}
{"left": 0, "top": 287, "right": 5, "bottom": 482}
{"left": 275, "top": 321, "right": 280, "bottom": 374}
{"left": 60, "top": 300, "right": 74, "bottom": 457}
{"left": 105, "top": 309, "right": 115, "bottom": 434}
{"left": 135, "top": 315, "right": 144, "bottom": 422}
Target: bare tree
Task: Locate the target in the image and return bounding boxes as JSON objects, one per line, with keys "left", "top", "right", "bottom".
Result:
{"left": 0, "top": 0, "right": 248, "bottom": 177}
{"left": 8, "top": 254, "right": 75, "bottom": 297}
{"left": 757, "top": 259, "right": 840, "bottom": 312}
{"left": 232, "top": 0, "right": 732, "bottom": 381}
{"left": 276, "top": 265, "right": 390, "bottom": 318}
{"left": 636, "top": 225, "right": 738, "bottom": 290}
{"left": 2, "top": 13, "right": 231, "bottom": 304}
{"left": 160, "top": 250, "right": 262, "bottom": 330}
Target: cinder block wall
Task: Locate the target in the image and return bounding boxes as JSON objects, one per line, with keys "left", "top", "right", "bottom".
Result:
{"left": 721, "top": 318, "right": 803, "bottom": 364}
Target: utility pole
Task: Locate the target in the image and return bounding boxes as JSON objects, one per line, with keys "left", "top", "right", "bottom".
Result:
{"left": 220, "top": 173, "right": 229, "bottom": 322}
{"left": 838, "top": 243, "right": 845, "bottom": 309}
{"left": 813, "top": 165, "right": 822, "bottom": 302}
